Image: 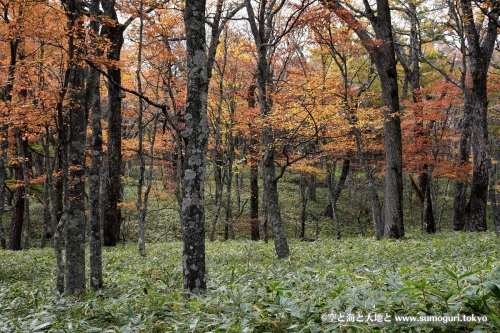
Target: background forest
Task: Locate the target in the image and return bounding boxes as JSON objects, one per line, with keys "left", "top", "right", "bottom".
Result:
{"left": 1, "top": 0, "right": 500, "bottom": 331}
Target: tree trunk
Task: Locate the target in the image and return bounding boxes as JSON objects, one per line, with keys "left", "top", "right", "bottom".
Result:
{"left": 450, "top": 1, "right": 499, "bottom": 232}
{"left": 136, "top": 0, "right": 147, "bottom": 256}
{"left": 461, "top": 0, "right": 499, "bottom": 232}
{"left": 181, "top": 0, "right": 208, "bottom": 295}
{"left": 246, "top": 0, "right": 290, "bottom": 258}
{"left": 451, "top": 97, "right": 472, "bottom": 230}
{"left": 247, "top": 85, "right": 259, "bottom": 241}
{"left": 308, "top": 174, "right": 316, "bottom": 201}
{"left": 224, "top": 105, "right": 235, "bottom": 240}
{"left": 53, "top": 99, "right": 68, "bottom": 294}
{"left": 262, "top": 122, "right": 290, "bottom": 256}
{"left": 102, "top": 0, "right": 124, "bottom": 246}
{"left": 209, "top": 82, "right": 224, "bottom": 242}
{"left": 0, "top": 126, "right": 7, "bottom": 249}
{"left": 87, "top": 0, "right": 103, "bottom": 290}
{"left": 260, "top": 185, "right": 268, "bottom": 243}
{"left": 299, "top": 174, "right": 308, "bottom": 239}
{"left": 250, "top": 156, "right": 259, "bottom": 240}
{"left": 468, "top": 87, "right": 489, "bottom": 231}
{"left": 328, "top": 159, "right": 350, "bottom": 240}
{"left": 15, "top": 131, "right": 30, "bottom": 250}
{"left": 61, "top": 0, "right": 87, "bottom": 297}
{"left": 40, "top": 127, "right": 54, "bottom": 248}
{"left": 209, "top": 151, "right": 223, "bottom": 241}
{"left": 8, "top": 165, "right": 24, "bottom": 251}
{"left": 65, "top": 70, "right": 87, "bottom": 297}
{"left": 373, "top": 0, "right": 404, "bottom": 239}
{"left": 139, "top": 117, "right": 158, "bottom": 253}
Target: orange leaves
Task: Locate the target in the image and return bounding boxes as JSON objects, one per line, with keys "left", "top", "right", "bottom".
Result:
{"left": 401, "top": 80, "right": 465, "bottom": 180}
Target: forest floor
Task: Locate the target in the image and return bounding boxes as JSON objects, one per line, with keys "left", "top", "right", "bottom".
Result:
{"left": 1, "top": 232, "right": 499, "bottom": 332}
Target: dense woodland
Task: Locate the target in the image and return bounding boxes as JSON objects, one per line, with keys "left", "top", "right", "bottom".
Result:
{"left": 1, "top": 0, "right": 500, "bottom": 300}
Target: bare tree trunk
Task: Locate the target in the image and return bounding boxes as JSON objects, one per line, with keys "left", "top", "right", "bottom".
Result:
{"left": 87, "top": 0, "right": 103, "bottom": 290}
{"left": 53, "top": 101, "right": 68, "bottom": 294}
{"left": 102, "top": 0, "right": 124, "bottom": 246}
{"left": 181, "top": 0, "right": 208, "bottom": 295}
{"left": 0, "top": 125, "right": 7, "bottom": 249}
{"left": 8, "top": 165, "right": 24, "bottom": 251}
{"left": 308, "top": 174, "right": 316, "bottom": 201}
{"left": 65, "top": 73, "right": 87, "bottom": 297}
{"left": 209, "top": 153, "right": 223, "bottom": 241}
{"left": 136, "top": 0, "right": 147, "bottom": 256}
{"left": 247, "top": 85, "right": 259, "bottom": 241}
{"left": 250, "top": 155, "right": 259, "bottom": 240}
{"left": 54, "top": 210, "right": 67, "bottom": 294}
{"left": 62, "top": 0, "right": 87, "bottom": 297}
{"left": 224, "top": 104, "right": 235, "bottom": 240}
{"left": 260, "top": 186, "right": 268, "bottom": 243}
{"left": 40, "top": 127, "right": 54, "bottom": 248}
{"left": 461, "top": 0, "right": 499, "bottom": 232}
{"left": 374, "top": 1, "right": 404, "bottom": 239}
{"left": 328, "top": 159, "right": 350, "bottom": 240}
{"left": 209, "top": 77, "right": 224, "bottom": 242}
{"left": 452, "top": 98, "right": 472, "bottom": 231}
{"left": 15, "top": 131, "right": 30, "bottom": 250}
{"left": 224, "top": 161, "right": 234, "bottom": 240}
{"left": 299, "top": 174, "right": 308, "bottom": 239}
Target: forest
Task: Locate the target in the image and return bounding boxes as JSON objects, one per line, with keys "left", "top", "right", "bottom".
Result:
{"left": 1, "top": 0, "right": 500, "bottom": 331}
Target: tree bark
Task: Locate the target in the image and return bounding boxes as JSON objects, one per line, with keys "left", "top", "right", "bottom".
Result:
{"left": 224, "top": 101, "right": 236, "bottom": 240}
{"left": 15, "top": 131, "right": 30, "bottom": 250}
{"left": 136, "top": 0, "right": 147, "bottom": 256}
{"left": 308, "top": 174, "right": 317, "bottom": 201}
{"left": 40, "top": 127, "right": 54, "bottom": 248}
{"left": 0, "top": 126, "right": 7, "bottom": 249}
{"left": 61, "top": 0, "right": 87, "bottom": 296}
{"left": 181, "top": 0, "right": 208, "bottom": 295}
{"left": 102, "top": 0, "right": 124, "bottom": 246}
{"left": 452, "top": 97, "right": 472, "bottom": 230}
{"left": 328, "top": 159, "right": 350, "bottom": 240}
{"left": 299, "top": 174, "right": 308, "bottom": 239}
{"left": 461, "top": 0, "right": 499, "bottom": 231}
{"left": 247, "top": 85, "right": 259, "bottom": 241}
{"left": 209, "top": 75, "right": 224, "bottom": 242}
{"left": 8, "top": 165, "right": 24, "bottom": 251}
{"left": 87, "top": 0, "right": 103, "bottom": 290}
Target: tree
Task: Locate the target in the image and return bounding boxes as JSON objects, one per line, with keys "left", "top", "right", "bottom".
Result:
{"left": 245, "top": 0, "right": 314, "bottom": 258}
{"left": 181, "top": 0, "right": 208, "bottom": 294}
{"left": 307, "top": 6, "right": 384, "bottom": 239}
{"left": 101, "top": 0, "right": 126, "bottom": 246}
{"left": 461, "top": 0, "right": 499, "bottom": 231}
{"left": 87, "top": 0, "right": 103, "bottom": 290}
{"left": 324, "top": 0, "right": 404, "bottom": 238}
{"left": 393, "top": 2, "right": 436, "bottom": 233}
{"left": 420, "top": 0, "right": 500, "bottom": 231}
{"left": 61, "top": 0, "right": 87, "bottom": 296}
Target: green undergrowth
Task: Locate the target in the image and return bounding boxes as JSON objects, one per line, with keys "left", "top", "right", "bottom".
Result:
{"left": 1, "top": 232, "right": 500, "bottom": 332}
